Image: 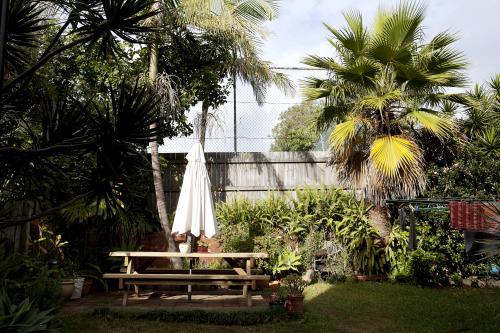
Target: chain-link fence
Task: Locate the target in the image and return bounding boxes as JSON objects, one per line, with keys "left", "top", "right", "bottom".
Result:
{"left": 159, "top": 67, "right": 329, "bottom": 153}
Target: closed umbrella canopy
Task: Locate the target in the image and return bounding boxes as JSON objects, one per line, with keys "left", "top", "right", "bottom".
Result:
{"left": 171, "top": 143, "right": 218, "bottom": 238}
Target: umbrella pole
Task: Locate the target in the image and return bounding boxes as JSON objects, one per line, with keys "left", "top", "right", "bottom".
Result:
{"left": 188, "top": 234, "right": 196, "bottom": 301}
{"left": 188, "top": 257, "right": 192, "bottom": 301}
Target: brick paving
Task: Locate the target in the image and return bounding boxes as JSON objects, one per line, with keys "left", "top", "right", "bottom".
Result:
{"left": 62, "top": 290, "right": 269, "bottom": 314}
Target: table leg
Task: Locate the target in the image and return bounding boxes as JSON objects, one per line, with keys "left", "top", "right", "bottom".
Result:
{"left": 119, "top": 256, "right": 129, "bottom": 289}
{"left": 122, "top": 285, "right": 130, "bottom": 306}
{"left": 246, "top": 283, "right": 252, "bottom": 307}
{"left": 242, "top": 259, "right": 252, "bottom": 297}
{"left": 249, "top": 258, "right": 256, "bottom": 290}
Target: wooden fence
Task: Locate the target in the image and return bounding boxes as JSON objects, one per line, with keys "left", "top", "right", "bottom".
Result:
{"left": 162, "top": 151, "right": 339, "bottom": 212}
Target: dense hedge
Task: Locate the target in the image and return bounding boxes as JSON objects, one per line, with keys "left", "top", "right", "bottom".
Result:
{"left": 92, "top": 307, "right": 293, "bottom": 325}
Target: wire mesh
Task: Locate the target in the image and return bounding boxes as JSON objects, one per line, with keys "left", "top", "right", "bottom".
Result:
{"left": 159, "top": 67, "right": 329, "bottom": 153}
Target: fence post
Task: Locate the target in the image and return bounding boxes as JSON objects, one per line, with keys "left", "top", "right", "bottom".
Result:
{"left": 0, "top": 0, "right": 9, "bottom": 89}
{"left": 233, "top": 71, "right": 237, "bottom": 152}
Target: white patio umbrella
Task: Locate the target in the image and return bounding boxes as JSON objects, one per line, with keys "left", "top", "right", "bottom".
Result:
{"left": 171, "top": 142, "right": 218, "bottom": 239}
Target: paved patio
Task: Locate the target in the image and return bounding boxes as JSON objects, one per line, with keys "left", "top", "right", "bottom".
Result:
{"left": 62, "top": 290, "right": 269, "bottom": 314}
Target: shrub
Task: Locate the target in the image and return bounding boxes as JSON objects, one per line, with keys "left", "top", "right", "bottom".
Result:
{"left": 0, "top": 252, "right": 62, "bottom": 311}
{"left": 282, "top": 274, "right": 308, "bottom": 296}
{"left": 335, "top": 199, "right": 388, "bottom": 275}
{"left": 409, "top": 249, "right": 448, "bottom": 286}
{"left": 0, "top": 288, "right": 57, "bottom": 333}
{"left": 92, "top": 307, "right": 292, "bottom": 325}
{"left": 217, "top": 188, "right": 395, "bottom": 277}
{"left": 426, "top": 152, "right": 500, "bottom": 198}
{"left": 386, "top": 225, "right": 410, "bottom": 276}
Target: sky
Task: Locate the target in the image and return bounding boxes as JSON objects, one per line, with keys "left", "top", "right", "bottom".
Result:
{"left": 161, "top": 0, "right": 500, "bottom": 153}
{"left": 262, "top": 0, "right": 500, "bottom": 85}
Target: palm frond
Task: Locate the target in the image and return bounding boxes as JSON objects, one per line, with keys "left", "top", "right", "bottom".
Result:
{"left": 5, "top": 0, "right": 49, "bottom": 73}
{"left": 404, "top": 108, "right": 456, "bottom": 139}
{"left": 370, "top": 135, "right": 422, "bottom": 179}
{"left": 359, "top": 89, "right": 401, "bottom": 110}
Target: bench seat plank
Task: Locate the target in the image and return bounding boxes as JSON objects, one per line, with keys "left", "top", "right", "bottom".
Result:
{"left": 123, "top": 281, "right": 251, "bottom": 286}
{"left": 109, "top": 251, "right": 268, "bottom": 259}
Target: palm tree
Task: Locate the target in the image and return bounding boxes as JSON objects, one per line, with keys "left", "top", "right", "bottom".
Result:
{"left": 459, "top": 78, "right": 500, "bottom": 139}
{"left": 171, "top": 0, "right": 292, "bottom": 148}
{"left": 145, "top": 0, "right": 290, "bottom": 250}
{"left": 453, "top": 74, "right": 500, "bottom": 157}
{"left": 302, "top": 1, "right": 466, "bottom": 204}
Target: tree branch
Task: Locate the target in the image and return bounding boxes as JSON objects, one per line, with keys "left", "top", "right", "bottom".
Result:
{"left": 2, "top": 35, "right": 94, "bottom": 92}
{"left": 0, "top": 141, "right": 95, "bottom": 158}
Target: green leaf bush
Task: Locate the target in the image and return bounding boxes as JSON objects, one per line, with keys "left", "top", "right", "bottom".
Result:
{"left": 216, "top": 188, "right": 407, "bottom": 277}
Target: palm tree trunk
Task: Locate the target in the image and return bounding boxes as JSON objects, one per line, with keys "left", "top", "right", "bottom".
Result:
{"left": 148, "top": 31, "right": 181, "bottom": 268}
{"left": 199, "top": 100, "right": 209, "bottom": 148}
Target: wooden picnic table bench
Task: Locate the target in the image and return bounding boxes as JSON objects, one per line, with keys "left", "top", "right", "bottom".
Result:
{"left": 103, "top": 251, "right": 269, "bottom": 306}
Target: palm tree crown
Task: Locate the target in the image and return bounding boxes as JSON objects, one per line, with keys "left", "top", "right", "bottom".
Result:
{"left": 302, "top": 1, "right": 466, "bottom": 203}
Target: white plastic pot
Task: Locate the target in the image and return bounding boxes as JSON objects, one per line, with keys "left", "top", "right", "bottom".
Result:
{"left": 179, "top": 242, "right": 190, "bottom": 253}
{"left": 71, "top": 277, "right": 85, "bottom": 299}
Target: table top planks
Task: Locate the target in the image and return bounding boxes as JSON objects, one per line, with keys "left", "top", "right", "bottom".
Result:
{"left": 103, "top": 273, "right": 270, "bottom": 280}
{"left": 109, "top": 251, "right": 268, "bottom": 259}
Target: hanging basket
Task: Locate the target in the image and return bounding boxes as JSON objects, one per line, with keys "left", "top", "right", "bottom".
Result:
{"left": 449, "top": 201, "right": 499, "bottom": 231}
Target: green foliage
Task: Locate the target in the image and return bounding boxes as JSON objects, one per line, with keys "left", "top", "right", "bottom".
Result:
{"left": 302, "top": 1, "right": 467, "bottom": 202}
{"left": 416, "top": 212, "right": 465, "bottom": 273}
{"left": 282, "top": 274, "right": 308, "bottom": 296}
{"left": 1, "top": 0, "right": 191, "bottom": 229}
{"left": 158, "top": 31, "right": 232, "bottom": 111}
{"left": 91, "top": 307, "right": 291, "bottom": 326}
{"left": 0, "top": 251, "right": 62, "bottom": 312}
{"left": 426, "top": 152, "right": 500, "bottom": 198}
{"left": 272, "top": 251, "right": 302, "bottom": 276}
{"left": 335, "top": 200, "right": 388, "bottom": 275}
{"left": 385, "top": 226, "right": 410, "bottom": 276}
{"left": 271, "top": 102, "right": 322, "bottom": 151}
{"left": 409, "top": 249, "right": 448, "bottom": 287}
{"left": 0, "top": 288, "right": 57, "bottom": 333}
{"left": 217, "top": 188, "right": 400, "bottom": 277}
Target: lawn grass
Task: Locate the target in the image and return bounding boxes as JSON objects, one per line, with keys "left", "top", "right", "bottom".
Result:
{"left": 57, "top": 282, "right": 500, "bottom": 333}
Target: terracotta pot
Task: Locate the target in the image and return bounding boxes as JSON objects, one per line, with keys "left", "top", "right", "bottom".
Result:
{"left": 82, "top": 279, "right": 93, "bottom": 296}
{"left": 59, "top": 280, "right": 75, "bottom": 300}
{"left": 285, "top": 295, "right": 304, "bottom": 315}
{"left": 197, "top": 247, "right": 208, "bottom": 253}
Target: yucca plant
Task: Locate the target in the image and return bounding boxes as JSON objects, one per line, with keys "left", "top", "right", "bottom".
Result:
{"left": 0, "top": 287, "right": 56, "bottom": 333}
{"left": 456, "top": 75, "right": 500, "bottom": 140}
{"left": 302, "top": 1, "right": 466, "bottom": 203}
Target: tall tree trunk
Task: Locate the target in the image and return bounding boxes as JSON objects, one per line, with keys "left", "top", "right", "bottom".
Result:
{"left": 148, "top": 31, "right": 181, "bottom": 268}
{"left": 199, "top": 100, "right": 209, "bottom": 148}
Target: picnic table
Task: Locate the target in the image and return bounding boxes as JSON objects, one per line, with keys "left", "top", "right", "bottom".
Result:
{"left": 103, "top": 251, "right": 269, "bottom": 306}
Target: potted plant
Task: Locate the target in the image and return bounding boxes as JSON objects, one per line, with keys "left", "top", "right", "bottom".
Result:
{"left": 58, "top": 262, "right": 77, "bottom": 300}
{"left": 282, "top": 274, "right": 308, "bottom": 315}
{"left": 268, "top": 285, "right": 288, "bottom": 309}
{"left": 179, "top": 241, "right": 191, "bottom": 253}
{"left": 197, "top": 240, "right": 209, "bottom": 253}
